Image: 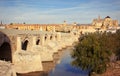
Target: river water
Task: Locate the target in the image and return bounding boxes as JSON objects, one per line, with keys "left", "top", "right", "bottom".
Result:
{"left": 17, "top": 47, "right": 89, "bottom": 76}
{"left": 49, "top": 47, "right": 88, "bottom": 76}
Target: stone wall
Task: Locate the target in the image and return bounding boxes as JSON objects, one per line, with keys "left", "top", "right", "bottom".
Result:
{"left": 0, "top": 29, "right": 80, "bottom": 73}
{"left": 0, "top": 60, "right": 16, "bottom": 76}
{"left": 13, "top": 51, "right": 43, "bottom": 73}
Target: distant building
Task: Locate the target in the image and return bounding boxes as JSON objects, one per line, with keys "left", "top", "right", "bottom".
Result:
{"left": 0, "top": 21, "right": 5, "bottom": 29}
{"left": 5, "top": 23, "right": 61, "bottom": 32}
{"left": 92, "top": 16, "right": 118, "bottom": 29}
{"left": 5, "top": 16, "right": 119, "bottom": 34}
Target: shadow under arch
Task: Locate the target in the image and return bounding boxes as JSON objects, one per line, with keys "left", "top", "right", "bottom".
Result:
{"left": 36, "top": 39, "right": 40, "bottom": 45}
{"left": 45, "top": 34, "right": 47, "bottom": 41}
{"left": 0, "top": 31, "right": 12, "bottom": 62}
{"left": 0, "top": 42, "right": 12, "bottom": 62}
{"left": 50, "top": 35, "right": 53, "bottom": 40}
{"left": 22, "top": 40, "right": 29, "bottom": 50}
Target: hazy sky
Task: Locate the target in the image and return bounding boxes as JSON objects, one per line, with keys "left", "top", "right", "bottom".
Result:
{"left": 0, "top": 0, "right": 120, "bottom": 24}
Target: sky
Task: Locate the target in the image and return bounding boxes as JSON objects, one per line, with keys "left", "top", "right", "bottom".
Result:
{"left": 0, "top": 0, "right": 120, "bottom": 24}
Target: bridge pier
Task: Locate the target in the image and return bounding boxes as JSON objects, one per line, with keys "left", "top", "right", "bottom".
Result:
{"left": 17, "top": 37, "right": 21, "bottom": 51}
{"left": 13, "top": 51, "right": 43, "bottom": 73}
{"left": 40, "top": 35, "right": 45, "bottom": 46}
{"left": 56, "top": 33, "right": 61, "bottom": 41}
{"left": 31, "top": 36, "right": 36, "bottom": 51}
{"left": 51, "top": 34, "right": 55, "bottom": 41}
{"left": 40, "top": 27, "right": 43, "bottom": 31}
{"left": 47, "top": 35, "right": 51, "bottom": 41}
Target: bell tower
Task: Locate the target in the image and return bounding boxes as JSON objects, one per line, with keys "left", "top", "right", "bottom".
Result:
{"left": 63, "top": 20, "right": 67, "bottom": 26}
{"left": 0, "top": 21, "right": 3, "bottom": 25}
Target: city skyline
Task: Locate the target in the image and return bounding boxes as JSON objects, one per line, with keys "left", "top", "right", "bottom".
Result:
{"left": 0, "top": 0, "right": 120, "bottom": 24}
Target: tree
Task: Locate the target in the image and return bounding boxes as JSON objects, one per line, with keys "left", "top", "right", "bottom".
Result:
{"left": 115, "top": 30, "right": 120, "bottom": 59}
{"left": 10, "top": 23, "right": 13, "bottom": 25}
{"left": 71, "top": 32, "right": 112, "bottom": 75}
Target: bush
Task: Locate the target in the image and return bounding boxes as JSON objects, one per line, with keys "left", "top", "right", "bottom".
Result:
{"left": 71, "top": 30, "right": 120, "bottom": 75}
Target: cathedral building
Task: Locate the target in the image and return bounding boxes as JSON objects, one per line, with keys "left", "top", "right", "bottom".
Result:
{"left": 92, "top": 16, "right": 118, "bottom": 29}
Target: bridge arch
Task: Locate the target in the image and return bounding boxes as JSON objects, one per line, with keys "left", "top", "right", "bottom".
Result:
{"left": 50, "top": 35, "right": 53, "bottom": 40}
{"left": 36, "top": 39, "right": 40, "bottom": 45}
{"left": 0, "top": 42, "right": 12, "bottom": 62}
{"left": 45, "top": 34, "right": 48, "bottom": 41}
{"left": 22, "top": 40, "right": 29, "bottom": 50}
{"left": 0, "top": 32, "right": 12, "bottom": 62}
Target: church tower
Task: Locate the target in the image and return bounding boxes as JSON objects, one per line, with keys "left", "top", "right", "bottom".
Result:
{"left": 63, "top": 20, "right": 67, "bottom": 26}
{"left": 0, "top": 21, "right": 3, "bottom": 25}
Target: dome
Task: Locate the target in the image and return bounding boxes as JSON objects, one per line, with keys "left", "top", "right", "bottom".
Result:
{"left": 105, "top": 16, "right": 111, "bottom": 18}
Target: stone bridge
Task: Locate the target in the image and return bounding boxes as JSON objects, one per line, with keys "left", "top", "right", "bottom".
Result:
{"left": 0, "top": 29, "right": 79, "bottom": 73}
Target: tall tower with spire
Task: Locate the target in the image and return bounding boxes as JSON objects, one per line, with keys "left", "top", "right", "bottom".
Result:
{"left": 63, "top": 20, "right": 67, "bottom": 26}
{"left": 0, "top": 21, "right": 2, "bottom": 25}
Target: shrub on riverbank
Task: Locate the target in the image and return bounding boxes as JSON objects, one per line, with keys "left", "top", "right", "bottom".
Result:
{"left": 71, "top": 29, "right": 120, "bottom": 75}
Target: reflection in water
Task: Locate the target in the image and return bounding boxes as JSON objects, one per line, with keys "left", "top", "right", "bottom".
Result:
{"left": 17, "top": 47, "right": 88, "bottom": 76}
{"left": 49, "top": 47, "right": 89, "bottom": 76}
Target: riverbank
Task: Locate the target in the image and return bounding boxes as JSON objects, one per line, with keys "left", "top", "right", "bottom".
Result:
{"left": 101, "top": 61, "right": 120, "bottom": 76}
{"left": 91, "top": 61, "right": 120, "bottom": 76}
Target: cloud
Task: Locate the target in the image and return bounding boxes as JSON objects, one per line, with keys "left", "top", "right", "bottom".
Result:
{"left": 0, "top": 0, "right": 120, "bottom": 24}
